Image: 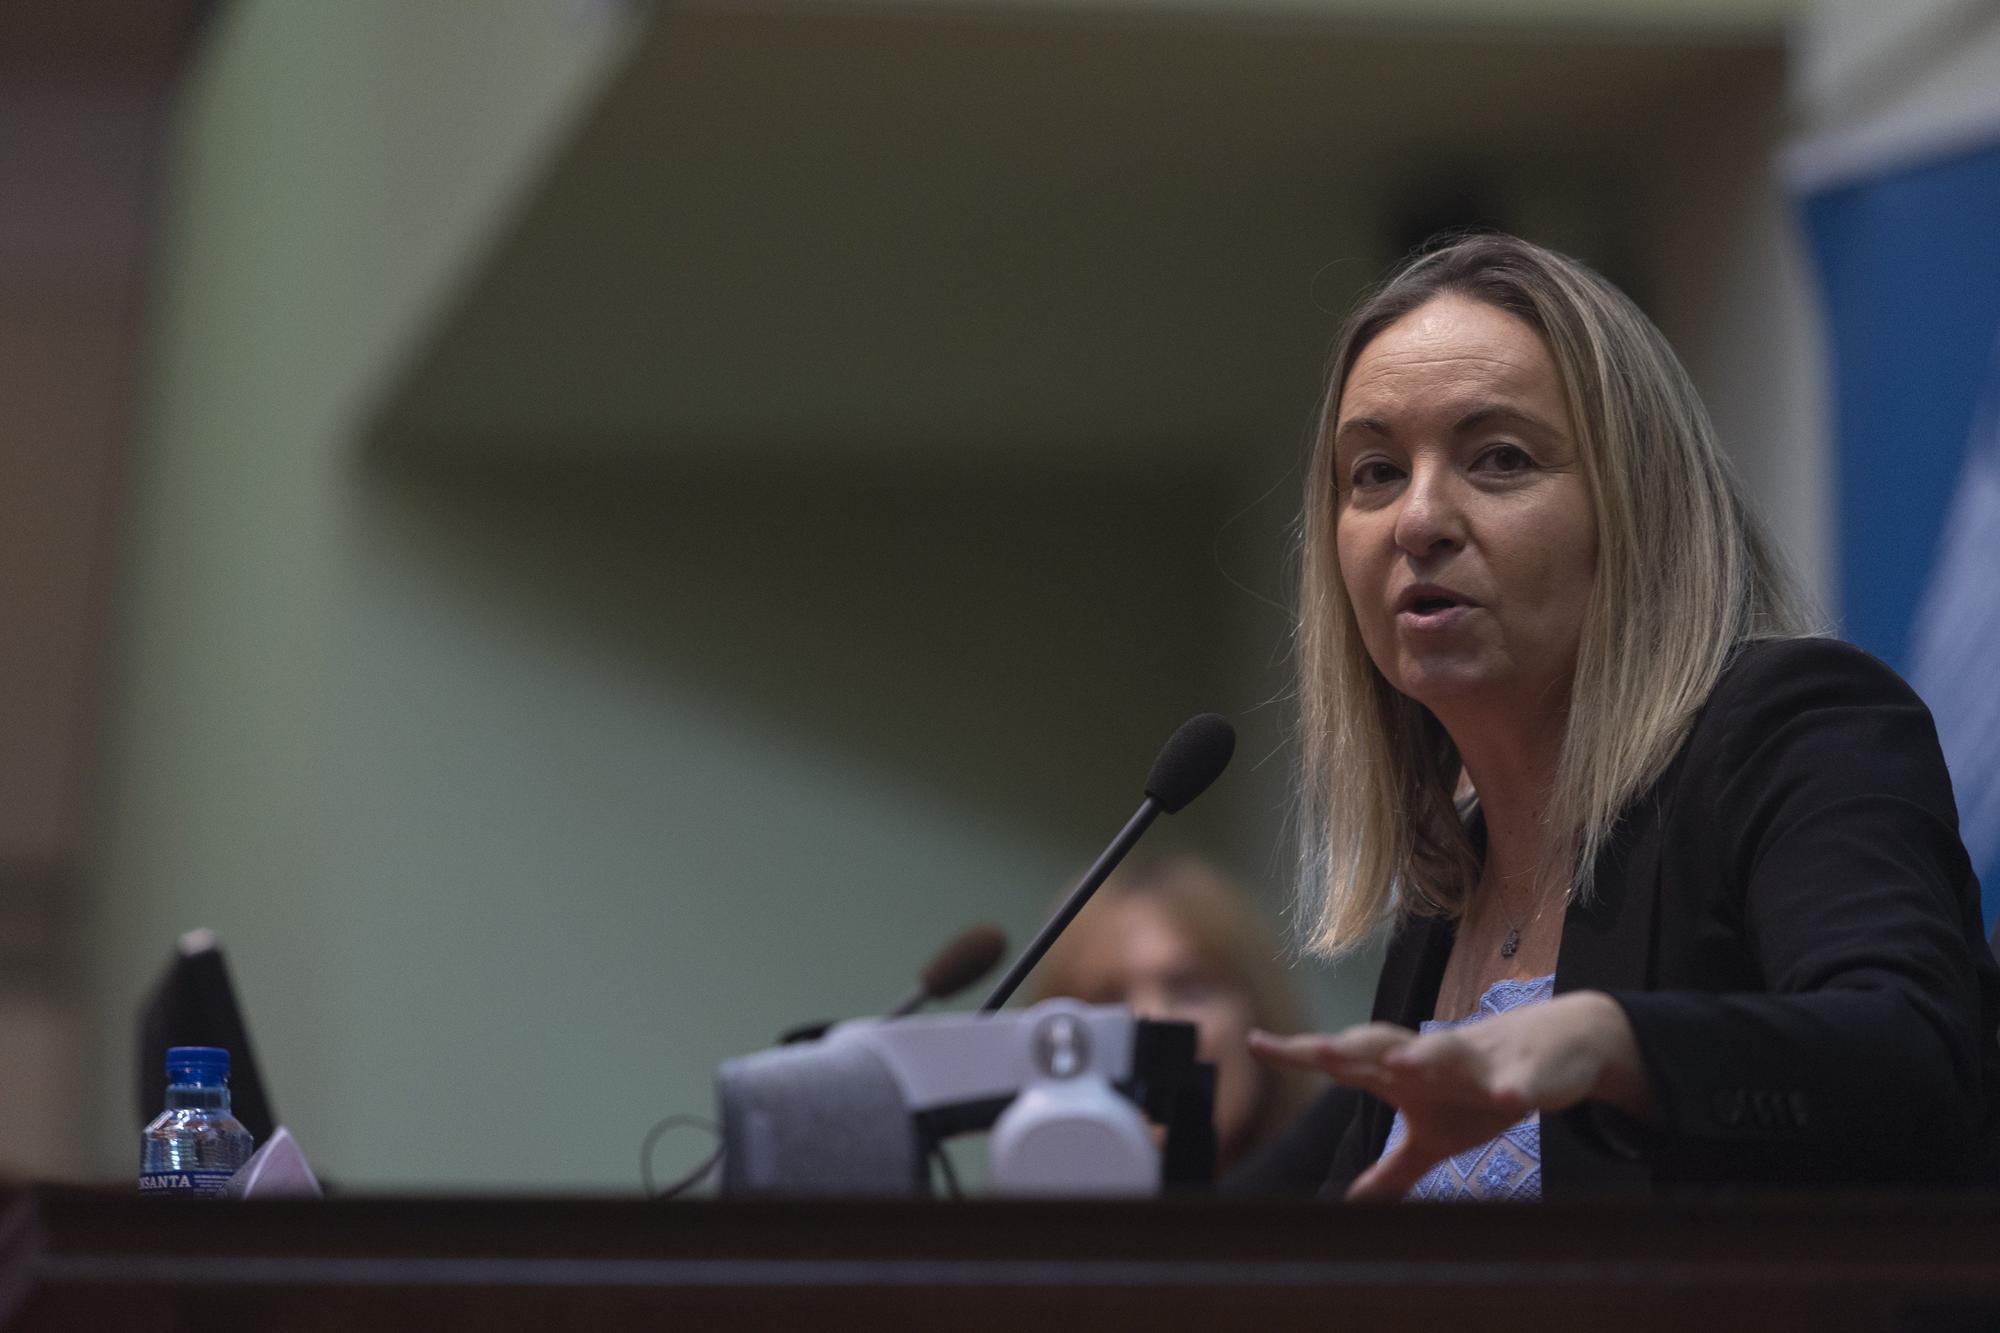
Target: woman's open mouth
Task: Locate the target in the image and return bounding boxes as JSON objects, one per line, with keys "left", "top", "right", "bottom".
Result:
{"left": 1394, "top": 586, "right": 1476, "bottom": 627}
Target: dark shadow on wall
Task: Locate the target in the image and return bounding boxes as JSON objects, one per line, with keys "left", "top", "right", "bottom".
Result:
{"left": 346, "top": 445, "right": 1285, "bottom": 863}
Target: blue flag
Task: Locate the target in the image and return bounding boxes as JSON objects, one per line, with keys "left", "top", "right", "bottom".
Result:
{"left": 1800, "top": 138, "right": 2000, "bottom": 927}
{"left": 1907, "top": 338, "right": 2000, "bottom": 901}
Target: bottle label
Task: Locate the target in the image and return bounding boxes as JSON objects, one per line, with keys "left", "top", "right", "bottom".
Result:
{"left": 139, "top": 1169, "right": 237, "bottom": 1198}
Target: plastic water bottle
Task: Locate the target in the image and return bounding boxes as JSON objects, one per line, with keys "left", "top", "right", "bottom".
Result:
{"left": 139, "top": 1046, "right": 254, "bottom": 1198}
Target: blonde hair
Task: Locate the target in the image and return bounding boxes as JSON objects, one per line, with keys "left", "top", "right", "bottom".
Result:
{"left": 1033, "top": 858, "right": 1318, "bottom": 1154}
{"left": 1297, "top": 234, "right": 1819, "bottom": 957}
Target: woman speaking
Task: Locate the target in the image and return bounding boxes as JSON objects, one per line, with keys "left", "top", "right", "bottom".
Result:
{"left": 1240, "top": 233, "right": 2000, "bottom": 1199}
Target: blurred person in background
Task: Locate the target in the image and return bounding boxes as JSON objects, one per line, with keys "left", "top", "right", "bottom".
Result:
{"left": 1243, "top": 232, "right": 2000, "bottom": 1200}
{"left": 1032, "top": 857, "right": 1319, "bottom": 1175}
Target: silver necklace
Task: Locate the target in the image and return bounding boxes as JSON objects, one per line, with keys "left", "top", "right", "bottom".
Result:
{"left": 1497, "top": 881, "right": 1552, "bottom": 959}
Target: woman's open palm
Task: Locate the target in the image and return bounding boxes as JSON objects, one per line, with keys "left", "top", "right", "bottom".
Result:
{"left": 1250, "top": 992, "right": 1648, "bottom": 1200}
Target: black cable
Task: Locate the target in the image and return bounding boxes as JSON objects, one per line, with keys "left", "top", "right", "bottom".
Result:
{"left": 640, "top": 1114, "right": 721, "bottom": 1200}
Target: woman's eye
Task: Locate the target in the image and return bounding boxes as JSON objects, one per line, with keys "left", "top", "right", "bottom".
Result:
{"left": 1350, "top": 459, "right": 1402, "bottom": 489}
{"left": 1478, "top": 444, "right": 1534, "bottom": 473}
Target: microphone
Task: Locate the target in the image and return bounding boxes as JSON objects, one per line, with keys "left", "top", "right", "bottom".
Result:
{"left": 887, "top": 923, "right": 1008, "bottom": 1018}
{"left": 979, "top": 713, "right": 1235, "bottom": 1013}
{"left": 779, "top": 922, "right": 1010, "bottom": 1043}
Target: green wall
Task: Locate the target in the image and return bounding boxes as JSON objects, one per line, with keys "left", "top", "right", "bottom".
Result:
{"left": 88, "top": 0, "right": 1362, "bottom": 1189}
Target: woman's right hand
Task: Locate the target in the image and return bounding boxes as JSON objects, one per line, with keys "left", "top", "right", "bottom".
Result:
{"left": 1249, "top": 991, "right": 1656, "bottom": 1200}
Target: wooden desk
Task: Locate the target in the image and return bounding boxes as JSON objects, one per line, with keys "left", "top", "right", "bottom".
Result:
{"left": 6, "top": 1187, "right": 2000, "bottom": 1331}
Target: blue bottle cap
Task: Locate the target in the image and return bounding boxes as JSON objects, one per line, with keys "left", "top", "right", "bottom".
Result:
{"left": 165, "top": 1046, "right": 231, "bottom": 1085}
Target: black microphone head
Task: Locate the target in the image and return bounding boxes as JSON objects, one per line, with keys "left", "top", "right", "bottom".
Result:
{"left": 1143, "top": 713, "right": 1236, "bottom": 814}
{"left": 920, "top": 923, "right": 1008, "bottom": 1000}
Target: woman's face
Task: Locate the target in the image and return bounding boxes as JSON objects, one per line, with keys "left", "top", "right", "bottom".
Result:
{"left": 1064, "top": 897, "right": 1263, "bottom": 1162}
{"left": 1332, "top": 294, "right": 1597, "bottom": 723}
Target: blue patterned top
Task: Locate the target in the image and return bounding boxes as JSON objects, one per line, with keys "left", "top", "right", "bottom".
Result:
{"left": 1379, "top": 973, "right": 1555, "bottom": 1201}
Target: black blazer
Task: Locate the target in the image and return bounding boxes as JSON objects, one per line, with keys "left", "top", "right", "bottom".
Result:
{"left": 1231, "top": 637, "right": 2000, "bottom": 1197}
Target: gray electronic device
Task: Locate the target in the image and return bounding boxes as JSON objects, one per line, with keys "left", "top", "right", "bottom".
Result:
{"left": 221, "top": 1125, "right": 323, "bottom": 1200}
{"left": 717, "top": 715, "right": 1233, "bottom": 1198}
{"left": 716, "top": 999, "right": 1208, "bottom": 1197}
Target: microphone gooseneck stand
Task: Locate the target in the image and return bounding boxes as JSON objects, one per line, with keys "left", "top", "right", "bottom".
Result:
{"left": 978, "top": 796, "right": 1161, "bottom": 1013}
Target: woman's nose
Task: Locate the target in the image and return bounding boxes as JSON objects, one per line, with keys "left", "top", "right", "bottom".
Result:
{"left": 1393, "top": 459, "right": 1465, "bottom": 557}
